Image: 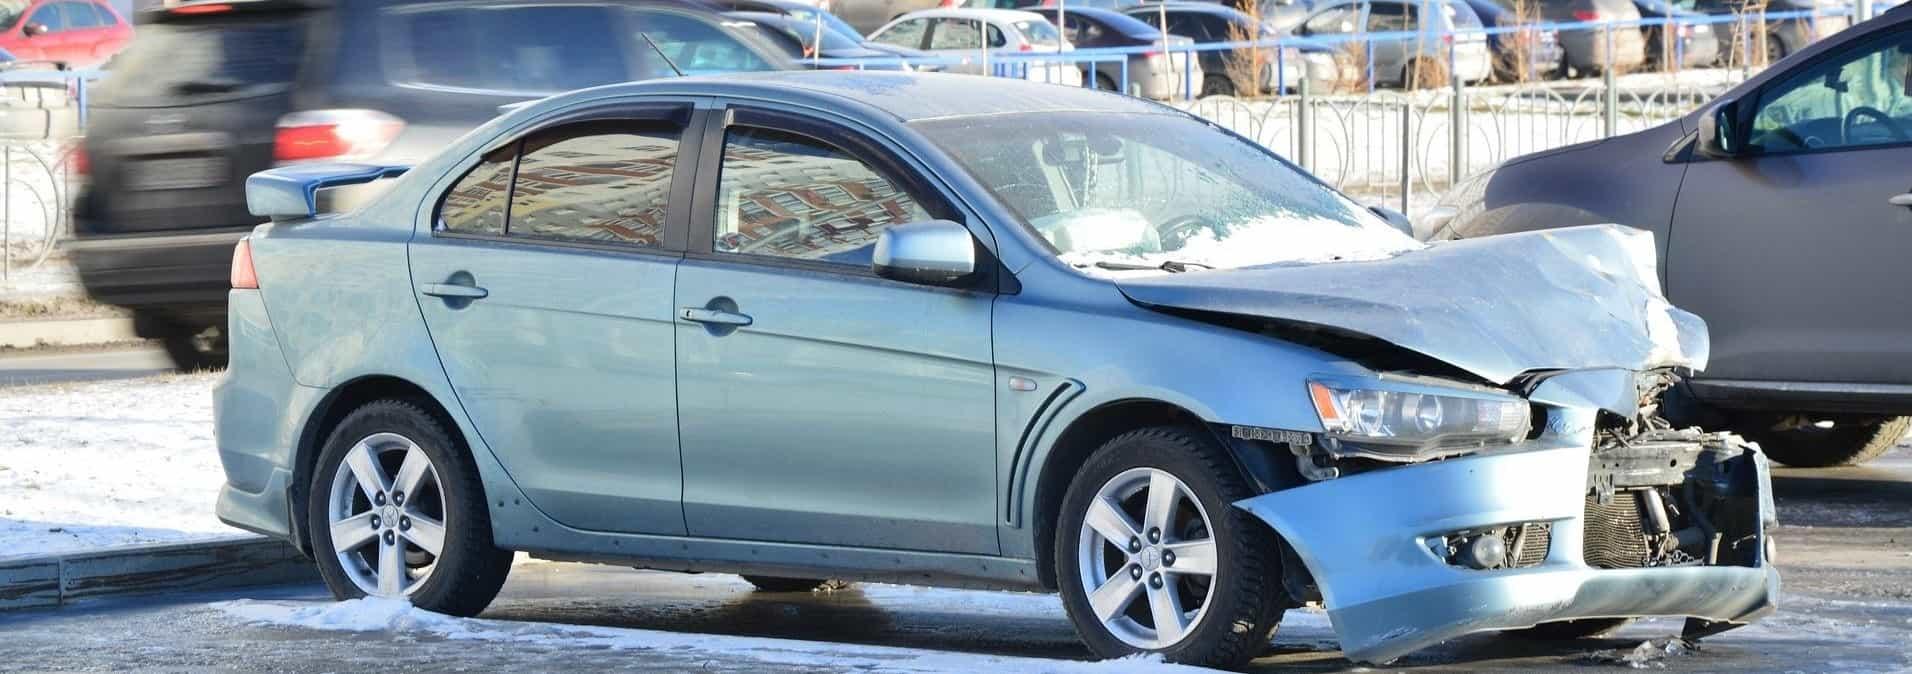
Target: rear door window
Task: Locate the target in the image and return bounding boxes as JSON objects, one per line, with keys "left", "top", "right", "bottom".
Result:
{"left": 96, "top": 19, "right": 307, "bottom": 105}
{"left": 387, "top": 5, "right": 631, "bottom": 94}
{"left": 60, "top": 1, "right": 98, "bottom": 28}
{"left": 929, "top": 17, "right": 986, "bottom": 49}
{"left": 508, "top": 122, "right": 681, "bottom": 247}
{"left": 872, "top": 17, "right": 930, "bottom": 49}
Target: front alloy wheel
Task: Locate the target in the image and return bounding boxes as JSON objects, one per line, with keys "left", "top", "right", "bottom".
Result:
{"left": 1056, "top": 426, "right": 1286, "bottom": 669}
{"left": 1077, "top": 467, "right": 1218, "bottom": 649}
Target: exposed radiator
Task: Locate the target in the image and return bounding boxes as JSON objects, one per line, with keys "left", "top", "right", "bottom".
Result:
{"left": 1583, "top": 493, "right": 1651, "bottom": 569}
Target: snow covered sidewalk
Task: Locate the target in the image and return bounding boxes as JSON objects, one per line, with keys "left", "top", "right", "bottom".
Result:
{"left": 0, "top": 372, "right": 244, "bottom": 560}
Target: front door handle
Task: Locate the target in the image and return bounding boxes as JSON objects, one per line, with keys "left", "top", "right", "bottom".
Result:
{"left": 680, "top": 307, "right": 753, "bottom": 327}
{"left": 420, "top": 283, "right": 489, "bottom": 300}
{"left": 1890, "top": 193, "right": 1912, "bottom": 208}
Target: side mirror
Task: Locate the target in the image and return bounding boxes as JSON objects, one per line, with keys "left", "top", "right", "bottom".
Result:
{"left": 873, "top": 220, "right": 977, "bottom": 287}
{"left": 1694, "top": 97, "right": 1740, "bottom": 159}
{"left": 22, "top": 23, "right": 47, "bottom": 37}
{"left": 1367, "top": 205, "right": 1414, "bottom": 237}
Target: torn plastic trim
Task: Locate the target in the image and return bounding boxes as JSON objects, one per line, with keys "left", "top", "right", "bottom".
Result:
{"left": 1115, "top": 225, "right": 1709, "bottom": 386}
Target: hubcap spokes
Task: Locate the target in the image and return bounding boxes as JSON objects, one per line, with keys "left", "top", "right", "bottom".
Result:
{"left": 1078, "top": 467, "right": 1219, "bottom": 650}
{"left": 328, "top": 433, "right": 447, "bottom": 598}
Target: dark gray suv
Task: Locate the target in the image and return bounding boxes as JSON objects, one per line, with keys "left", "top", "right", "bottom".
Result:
{"left": 1427, "top": 4, "right": 1912, "bottom": 467}
{"left": 67, "top": 0, "right": 789, "bottom": 368}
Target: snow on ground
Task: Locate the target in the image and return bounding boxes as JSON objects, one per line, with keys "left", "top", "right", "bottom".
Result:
{"left": 0, "top": 372, "right": 242, "bottom": 559}
{"left": 216, "top": 595, "right": 1218, "bottom": 674}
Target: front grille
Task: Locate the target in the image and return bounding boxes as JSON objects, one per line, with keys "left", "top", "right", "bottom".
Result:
{"left": 1508, "top": 522, "right": 1552, "bottom": 568}
{"left": 1583, "top": 494, "right": 1651, "bottom": 569}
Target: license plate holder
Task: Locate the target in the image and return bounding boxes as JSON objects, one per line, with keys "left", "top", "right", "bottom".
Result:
{"left": 124, "top": 156, "right": 229, "bottom": 191}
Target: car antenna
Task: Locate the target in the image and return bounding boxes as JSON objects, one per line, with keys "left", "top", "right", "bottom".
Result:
{"left": 639, "top": 33, "right": 685, "bottom": 77}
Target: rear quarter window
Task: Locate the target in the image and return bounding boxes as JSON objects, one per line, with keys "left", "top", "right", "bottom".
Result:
{"left": 385, "top": 5, "right": 633, "bottom": 94}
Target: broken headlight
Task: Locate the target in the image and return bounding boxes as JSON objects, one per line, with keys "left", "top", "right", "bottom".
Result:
{"left": 1307, "top": 379, "right": 1531, "bottom": 459}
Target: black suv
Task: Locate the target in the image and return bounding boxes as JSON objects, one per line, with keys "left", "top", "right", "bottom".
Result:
{"left": 69, "top": 0, "right": 790, "bottom": 368}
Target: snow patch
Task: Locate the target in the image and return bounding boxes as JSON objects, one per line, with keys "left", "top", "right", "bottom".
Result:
{"left": 1579, "top": 639, "right": 1695, "bottom": 669}
{"left": 0, "top": 373, "right": 242, "bottom": 559}
{"left": 216, "top": 598, "right": 1219, "bottom": 673}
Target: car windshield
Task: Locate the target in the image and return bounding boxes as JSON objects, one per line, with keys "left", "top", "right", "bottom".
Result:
{"left": 783, "top": 6, "right": 861, "bottom": 38}
{"left": 916, "top": 111, "right": 1420, "bottom": 272}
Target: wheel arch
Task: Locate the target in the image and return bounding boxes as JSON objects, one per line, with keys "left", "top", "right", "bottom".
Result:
{"left": 289, "top": 374, "right": 470, "bottom": 555}
{"left": 1028, "top": 398, "right": 1226, "bottom": 590}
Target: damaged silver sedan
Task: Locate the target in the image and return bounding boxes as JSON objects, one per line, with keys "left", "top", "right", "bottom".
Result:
{"left": 213, "top": 73, "right": 1775, "bottom": 671}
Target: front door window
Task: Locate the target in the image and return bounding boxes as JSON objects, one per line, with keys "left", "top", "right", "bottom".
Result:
{"left": 1749, "top": 29, "right": 1912, "bottom": 153}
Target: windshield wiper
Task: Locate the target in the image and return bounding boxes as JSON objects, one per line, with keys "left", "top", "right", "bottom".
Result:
{"left": 1086, "top": 260, "right": 1215, "bottom": 273}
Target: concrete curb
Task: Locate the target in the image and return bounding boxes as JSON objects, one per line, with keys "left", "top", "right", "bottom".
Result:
{"left": 0, "top": 536, "right": 317, "bottom": 610}
{"left": 0, "top": 317, "right": 137, "bottom": 350}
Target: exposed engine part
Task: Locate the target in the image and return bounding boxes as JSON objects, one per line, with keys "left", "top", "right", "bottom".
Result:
{"left": 1288, "top": 442, "right": 1341, "bottom": 482}
{"left": 1433, "top": 523, "right": 1551, "bottom": 570}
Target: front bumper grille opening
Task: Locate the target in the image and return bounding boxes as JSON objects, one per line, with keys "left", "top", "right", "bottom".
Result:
{"left": 1583, "top": 493, "right": 1652, "bottom": 569}
{"left": 1507, "top": 522, "right": 1552, "bottom": 568}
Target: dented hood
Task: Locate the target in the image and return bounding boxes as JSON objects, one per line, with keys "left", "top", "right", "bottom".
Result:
{"left": 1115, "top": 225, "right": 1709, "bottom": 385}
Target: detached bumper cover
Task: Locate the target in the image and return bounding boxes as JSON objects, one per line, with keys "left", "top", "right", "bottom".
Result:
{"left": 1235, "top": 442, "right": 1778, "bottom": 664}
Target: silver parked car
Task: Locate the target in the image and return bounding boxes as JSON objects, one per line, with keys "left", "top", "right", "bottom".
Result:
{"left": 1292, "top": 0, "right": 1494, "bottom": 86}
{"left": 868, "top": 7, "right": 1085, "bottom": 85}
{"left": 1427, "top": 5, "right": 1912, "bottom": 467}
{"left": 216, "top": 72, "right": 1777, "bottom": 669}
{"left": 1540, "top": 0, "right": 1649, "bottom": 73}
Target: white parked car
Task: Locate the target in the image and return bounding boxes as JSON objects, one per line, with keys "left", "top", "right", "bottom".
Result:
{"left": 868, "top": 8, "right": 1085, "bottom": 86}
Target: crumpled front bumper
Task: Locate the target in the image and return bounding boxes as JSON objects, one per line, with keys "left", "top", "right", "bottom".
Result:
{"left": 1235, "top": 441, "right": 1778, "bottom": 664}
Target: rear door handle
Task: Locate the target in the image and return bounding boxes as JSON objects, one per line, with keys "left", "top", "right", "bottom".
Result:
{"left": 680, "top": 307, "right": 752, "bottom": 326}
{"left": 1890, "top": 193, "right": 1912, "bottom": 208}
{"left": 420, "top": 283, "right": 489, "bottom": 299}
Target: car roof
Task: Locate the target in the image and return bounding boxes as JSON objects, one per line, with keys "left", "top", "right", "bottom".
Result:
{"left": 1129, "top": 2, "right": 1243, "bottom": 17}
{"left": 897, "top": 7, "right": 1051, "bottom": 22}
{"left": 569, "top": 70, "right": 1174, "bottom": 123}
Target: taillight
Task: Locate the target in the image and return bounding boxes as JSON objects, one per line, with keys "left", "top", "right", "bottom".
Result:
{"left": 1571, "top": 9, "right": 1600, "bottom": 21}
{"left": 231, "top": 239, "right": 258, "bottom": 290}
{"left": 70, "top": 146, "right": 88, "bottom": 176}
{"left": 1020, "top": 43, "right": 1033, "bottom": 51}
{"left": 273, "top": 110, "right": 404, "bottom": 164}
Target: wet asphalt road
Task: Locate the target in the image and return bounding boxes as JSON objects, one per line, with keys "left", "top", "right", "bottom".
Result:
{"left": 2, "top": 448, "right": 1909, "bottom": 673}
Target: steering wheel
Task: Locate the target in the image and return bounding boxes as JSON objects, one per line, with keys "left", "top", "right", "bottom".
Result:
{"left": 1158, "top": 214, "right": 1221, "bottom": 249}
{"left": 1844, "top": 106, "right": 1909, "bottom": 144}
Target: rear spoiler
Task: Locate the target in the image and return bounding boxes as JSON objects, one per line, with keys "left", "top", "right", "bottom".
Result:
{"left": 247, "top": 163, "right": 408, "bottom": 221}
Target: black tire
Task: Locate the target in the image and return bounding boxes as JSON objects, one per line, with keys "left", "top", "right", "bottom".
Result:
{"left": 740, "top": 575, "right": 851, "bottom": 592}
{"left": 1202, "top": 76, "right": 1236, "bottom": 98}
{"left": 157, "top": 324, "right": 228, "bottom": 371}
{"left": 1732, "top": 414, "right": 1910, "bottom": 468}
{"left": 1506, "top": 617, "right": 1633, "bottom": 640}
{"left": 1093, "top": 72, "right": 1119, "bottom": 92}
{"left": 1055, "top": 426, "right": 1286, "bottom": 669}
{"left": 307, "top": 400, "right": 512, "bottom": 616}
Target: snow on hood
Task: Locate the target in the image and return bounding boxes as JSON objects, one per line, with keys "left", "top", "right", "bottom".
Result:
{"left": 1052, "top": 210, "right": 1422, "bottom": 276}
{"left": 1113, "top": 224, "right": 1708, "bottom": 385}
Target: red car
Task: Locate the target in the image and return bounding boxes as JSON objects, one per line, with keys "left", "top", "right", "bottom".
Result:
{"left": 0, "top": 0, "right": 131, "bottom": 68}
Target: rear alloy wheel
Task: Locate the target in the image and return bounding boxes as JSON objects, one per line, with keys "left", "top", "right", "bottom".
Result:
{"left": 307, "top": 401, "right": 511, "bottom": 615}
{"left": 1056, "top": 426, "right": 1285, "bottom": 669}
{"left": 740, "top": 576, "right": 851, "bottom": 592}
{"left": 1732, "top": 414, "right": 1910, "bottom": 468}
